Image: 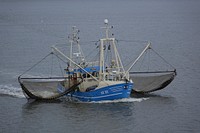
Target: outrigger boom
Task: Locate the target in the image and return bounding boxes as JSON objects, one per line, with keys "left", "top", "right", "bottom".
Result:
{"left": 123, "top": 42, "right": 151, "bottom": 79}
{"left": 51, "top": 46, "right": 99, "bottom": 82}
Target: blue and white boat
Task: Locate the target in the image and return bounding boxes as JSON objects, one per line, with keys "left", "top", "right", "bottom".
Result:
{"left": 18, "top": 19, "right": 176, "bottom": 102}
{"left": 53, "top": 19, "right": 133, "bottom": 102}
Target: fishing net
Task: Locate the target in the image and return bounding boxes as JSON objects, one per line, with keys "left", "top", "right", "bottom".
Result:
{"left": 130, "top": 71, "right": 176, "bottom": 93}
{"left": 118, "top": 41, "right": 177, "bottom": 93}
{"left": 18, "top": 77, "right": 82, "bottom": 100}
{"left": 17, "top": 51, "right": 84, "bottom": 100}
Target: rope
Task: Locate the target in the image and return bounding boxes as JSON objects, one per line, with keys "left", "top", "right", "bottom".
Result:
{"left": 138, "top": 51, "right": 147, "bottom": 71}
{"left": 124, "top": 47, "right": 176, "bottom": 71}
{"left": 19, "top": 53, "right": 53, "bottom": 78}
{"left": 117, "top": 39, "right": 148, "bottom": 44}
{"left": 124, "top": 49, "right": 148, "bottom": 70}
{"left": 57, "top": 57, "right": 64, "bottom": 77}
{"left": 84, "top": 46, "right": 98, "bottom": 59}
{"left": 151, "top": 48, "right": 175, "bottom": 69}
{"left": 51, "top": 53, "right": 54, "bottom": 76}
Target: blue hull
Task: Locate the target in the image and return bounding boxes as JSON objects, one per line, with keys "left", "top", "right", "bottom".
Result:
{"left": 67, "top": 83, "right": 133, "bottom": 102}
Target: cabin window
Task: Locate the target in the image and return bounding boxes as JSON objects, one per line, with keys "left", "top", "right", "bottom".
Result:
{"left": 73, "top": 73, "right": 77, "bottom": 80}
{"left": 82, "top": 74, "right": 86, "bottom": 78}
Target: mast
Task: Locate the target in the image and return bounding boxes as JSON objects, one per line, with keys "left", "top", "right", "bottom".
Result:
{"left": 99, "top": 39, "right": 104, "bottom": 81}
{"left": 99, "top": 19, "right": 126, "bottom": 81}
{"left": 68, "top": 26, "right": 85, "bottom": 67}
{"left": 99, "top": 19, "right": 110, "bottom": 81}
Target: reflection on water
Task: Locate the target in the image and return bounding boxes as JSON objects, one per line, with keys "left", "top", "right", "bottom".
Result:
{"left": 19, "top": 94, "right": 178, "bottom": 133}
{"left": 21, "top": 98, "right": 135, "bottom": 133}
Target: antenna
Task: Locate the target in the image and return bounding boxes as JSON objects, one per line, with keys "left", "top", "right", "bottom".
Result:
{"left": 104, "top": 19, "right": 108, "bottom": 25}
{"left": 101, "top": 19, "right": 113, "bottom": 39}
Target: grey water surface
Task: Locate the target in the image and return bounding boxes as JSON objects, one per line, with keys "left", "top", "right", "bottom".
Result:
{"left": 0, "top": 0, "right": 200, "bottom": 133}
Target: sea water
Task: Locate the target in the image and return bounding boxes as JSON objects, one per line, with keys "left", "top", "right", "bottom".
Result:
{"left": 0, "top": 0, "right": 200, "bottom": 132}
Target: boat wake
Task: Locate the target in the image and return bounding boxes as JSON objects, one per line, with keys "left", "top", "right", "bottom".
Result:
{"left": 0, "top": 84, "right": 25, "bottom": 98}
{"left": 84, "top": 97, "right": 149, "bottom": 104}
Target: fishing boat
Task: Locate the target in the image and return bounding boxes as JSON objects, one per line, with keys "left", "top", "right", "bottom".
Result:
{"left": 18, "top": 19, "right": 176, "bottom": 101}
{"left": 18, "top": 19, "right": 133, "bottom": 101}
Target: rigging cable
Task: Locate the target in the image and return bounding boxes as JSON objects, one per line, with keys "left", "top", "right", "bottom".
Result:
{"left": 56, "top": 54, "right": 65, "bottom": 77}
{"left": 19, "top": 52, "right": 53, "bottom": 78}
{"left": 51, "top": 53, "right": 54, "bottom": 77}
{"left": 151, "top": 48, "right": 176, "bottom": 70}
